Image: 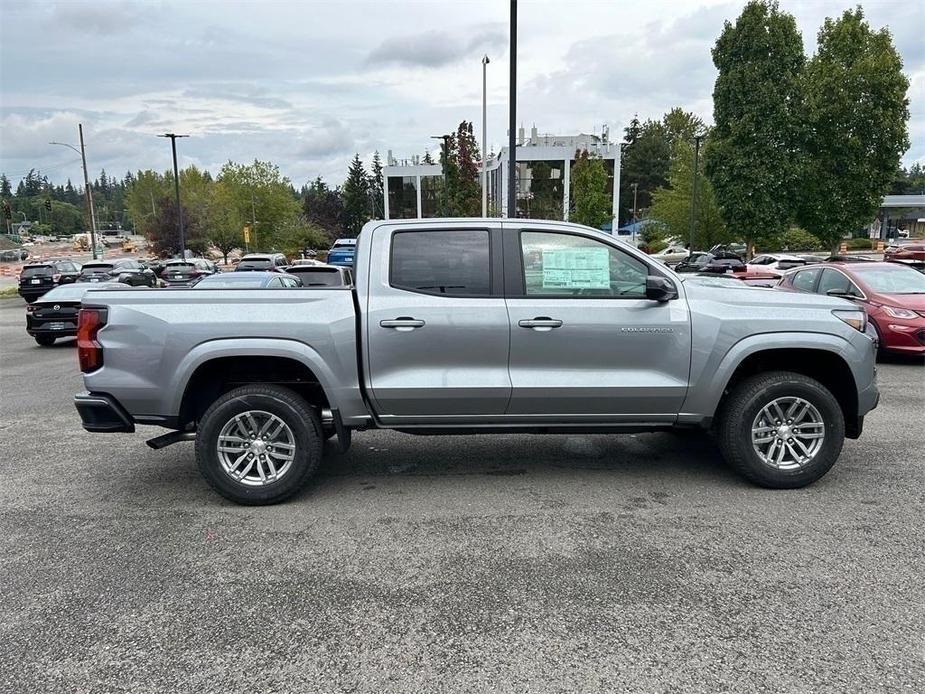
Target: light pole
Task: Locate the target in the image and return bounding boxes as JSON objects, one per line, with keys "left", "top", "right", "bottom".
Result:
{"left": 158, "top": 133, "right": 189, "bottom": 257}
{"left": 481, "top": 54, "right": 490, "bottom": 217}
{"left": 50, "top": 123, "right": 99, "bottom": 259}
{"left": 507, "top": 0, "right": 517, "bottom": 218}
{"left": 688, "top": 133, "right": 704, "bottom": 256}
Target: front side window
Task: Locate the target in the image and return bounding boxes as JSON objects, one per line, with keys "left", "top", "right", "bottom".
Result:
{"left": 391, "top": 229, "right": 491, "bottom": 296}
{"left": 520, "top": 231, "right": 648, "bottom": 298}
{"left": 791, "top": 268, "right": 821, "bottom": 292}
{"left": 817, "top": 269, "right": 858, "bottom": 296}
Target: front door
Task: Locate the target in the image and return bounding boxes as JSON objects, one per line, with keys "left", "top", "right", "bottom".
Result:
{"left": 365, "top": 226, "right": 511, "bottom": 422}
{"left": 504, "top": 227, "right": 691, "bottom": 421}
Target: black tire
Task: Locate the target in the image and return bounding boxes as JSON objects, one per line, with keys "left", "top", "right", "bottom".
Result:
{"left": 195, "top": 384, "right": 323, "bottom": 505}
{"left": 716, "top": 371, "right": 845, "bottom": 489}
{"left": 322, "top": 425, "right": 337, "bottom": 441}
{"left": 34, "top": 335, "right": 56, "bottom": 346}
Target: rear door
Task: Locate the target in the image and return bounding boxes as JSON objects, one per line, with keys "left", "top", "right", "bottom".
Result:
{"left": 503, "top": 225, "right": 691, "bottom": 421}
{"left": 364, "top": 224, "right": 511, "bottom": 421}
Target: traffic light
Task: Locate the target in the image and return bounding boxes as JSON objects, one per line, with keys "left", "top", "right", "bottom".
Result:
{"left": 44, "top": 199, "right": 52, "bottom": 212}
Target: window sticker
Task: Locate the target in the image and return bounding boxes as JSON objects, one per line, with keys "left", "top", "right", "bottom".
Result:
{"left": 541, "top": 247, "right": 610, "bottom": 289}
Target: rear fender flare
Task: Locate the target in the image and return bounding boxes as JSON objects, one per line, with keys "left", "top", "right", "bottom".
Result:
{"left": 167, "top": 338, "right": 341, "bottom": 416}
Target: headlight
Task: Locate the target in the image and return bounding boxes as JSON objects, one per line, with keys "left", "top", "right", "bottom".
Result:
{"left": 882, "top": 305, "right": 917, "bottom": 320}
{"left": 833, "top": 309, "right": 867, "bottom": 332}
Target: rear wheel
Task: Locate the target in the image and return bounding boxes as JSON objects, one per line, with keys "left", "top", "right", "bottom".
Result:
{"left": 716, "top": 371, "right": 844, "bottom": 488}
{"left": 34, "top": 335, "right": 56, "bottom": 346}
{"left": 195, "top": 384, "right": 323, "bottom": 505}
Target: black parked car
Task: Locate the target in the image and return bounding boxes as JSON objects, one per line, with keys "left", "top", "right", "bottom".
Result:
{"left": 162, "top": 258, "right": 219, "bottom": 286}
{"left": 26, "top": 281, "right": 125, "bottom": 346}
{"left": 675, "top": 251, "right": 743, "bottom": 274}
{"left": 17, "top": 259, "right": 82, "bottom": 303}
{"left": 284, "top": 264, "right": 352, "bottom": 286}
{"left": 77, "top": 258, "right": 157, "bottom": 287}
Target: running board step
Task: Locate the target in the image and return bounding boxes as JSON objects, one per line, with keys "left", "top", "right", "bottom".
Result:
{"left": 146, "top": 431, "right": 196, "bottom": 450}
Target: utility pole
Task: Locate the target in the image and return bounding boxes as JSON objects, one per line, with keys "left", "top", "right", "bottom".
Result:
{"left": 482, "top": 54, "right": 490, "bottom": 217}
{"left": 507, "top": 0, "right": 517, "bottom": 218}
{"left": 688, "top": 134, "right": 704, "bottom": 256}
{"left": 158, "top": 133, "right": 189, "bottom": 257}
{"left": 51, "top": 126, "right": 100, "bottom": 259}
{"left": 250, "top": 191, "right": 258, "bottom": 251}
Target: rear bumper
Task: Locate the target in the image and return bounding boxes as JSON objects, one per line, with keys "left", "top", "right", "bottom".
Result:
{"left": 18, "top": 287, "right": 52, "bottom": 301}
{"left": 74, "top": 392, "right": 135, "bottom": 433}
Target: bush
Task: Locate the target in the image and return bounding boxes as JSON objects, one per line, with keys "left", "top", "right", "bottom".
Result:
{"left": 777, "top": 227, "right": 825, "bottom": 252}
{"left": 846, "top": 237, "right": 872, "bottom": 250}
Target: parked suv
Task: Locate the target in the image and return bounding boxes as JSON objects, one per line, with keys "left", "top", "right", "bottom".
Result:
{"left": 325, "top": 238, "right": 357, "bottom": 267}
{"left": 162, "top": 258, "right": 219, "bottom": 286}
{"left": 77, "top": 259, "right": 157, "bottom": 287}
{"left": 17, "top": 259, "right": 82, "bottom": 303}
{"left": 234, "top": 253, "right": 288, "bottom": 272}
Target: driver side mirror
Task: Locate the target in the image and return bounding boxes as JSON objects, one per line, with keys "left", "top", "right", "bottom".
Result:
{"left": 646, "top": 275, "right": 678, "bottom": 302}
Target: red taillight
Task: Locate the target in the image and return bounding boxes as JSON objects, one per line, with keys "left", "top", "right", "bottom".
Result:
{"left": 77, "top": 308, "right": 106, "bottom": 373}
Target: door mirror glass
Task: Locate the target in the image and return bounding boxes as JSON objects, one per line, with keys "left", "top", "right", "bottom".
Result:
{"left": 645, "top": 276, "right": 678, "bottom": 302}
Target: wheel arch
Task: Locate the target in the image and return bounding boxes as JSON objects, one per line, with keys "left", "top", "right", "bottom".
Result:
{"left": 170, "top": 339, "right": 340, "bottom": 430}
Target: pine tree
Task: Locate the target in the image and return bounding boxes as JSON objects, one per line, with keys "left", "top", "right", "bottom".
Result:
{"left": 370, "top": 151, "right": 384, "bottom": 219}
{"left": 341, "top": 155, "right": 371, "bottom": 236}
{"left": 0, "top": 174, "right": 11, "bottom": 198}
{"left": 422, "top": 151, "right": 434, "bottom": 165}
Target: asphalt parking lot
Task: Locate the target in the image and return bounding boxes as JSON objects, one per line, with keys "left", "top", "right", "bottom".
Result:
{"left": 1, "top": 296, "right": 923, "bottom": 693}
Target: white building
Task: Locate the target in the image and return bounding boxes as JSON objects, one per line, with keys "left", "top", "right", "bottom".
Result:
{"left": 383, "top": 125, "right": 621, "bottom": 226}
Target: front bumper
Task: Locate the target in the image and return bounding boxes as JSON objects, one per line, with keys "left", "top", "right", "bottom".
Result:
{"left": 74, "top": 392, "right": 135, "bottom": 433}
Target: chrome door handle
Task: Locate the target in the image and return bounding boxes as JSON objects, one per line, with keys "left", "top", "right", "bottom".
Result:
{"left": 380, "top": 317, "right": 425, "bottom": 331}
{"left": 518, "top": 317, "right": 563, "bottom": 330}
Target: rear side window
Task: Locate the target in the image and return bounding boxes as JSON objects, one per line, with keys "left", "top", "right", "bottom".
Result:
{"left": 791, "top": 268, "right": 821, "bottom": 292}
{"left": 390, "top": 230, "right": 491, "bottom": 296}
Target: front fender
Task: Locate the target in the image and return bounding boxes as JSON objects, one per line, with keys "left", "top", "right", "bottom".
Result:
{"left": 678, "top": 331, "right": 867, "bottom": 423}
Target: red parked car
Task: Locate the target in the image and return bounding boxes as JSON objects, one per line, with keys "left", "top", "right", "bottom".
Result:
{"left": 884, "top": 243, "right": 925, "bottom": 262}
{"left": 778, "top": 262, "right": 925, "bottom": 355}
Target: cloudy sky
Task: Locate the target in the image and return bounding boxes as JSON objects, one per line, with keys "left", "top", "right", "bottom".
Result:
{"left": 1, "top": 0, "right": 922, "bottom": 189}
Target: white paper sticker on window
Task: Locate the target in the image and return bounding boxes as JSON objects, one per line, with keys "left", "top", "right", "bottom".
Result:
{"left": 542, "top": 247, "right": 610, "bottom": 289}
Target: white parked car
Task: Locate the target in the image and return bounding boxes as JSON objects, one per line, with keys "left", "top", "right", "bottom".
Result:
{"left": 650, "top": 244, "right": 691, "bottom": 265}
{"left": 746, "top": 253, "right": 808, "bottom": 276}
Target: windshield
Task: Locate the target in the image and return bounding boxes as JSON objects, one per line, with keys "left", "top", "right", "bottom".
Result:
{"left": 852, "top": 265, "right": 925, "bottom": 294}
{"left": 289, "top": 268, "right": 342, "bottom": 285}
{"left": 197, "top": 275, "right": 270, "bottom": 288}
{"left": 236, "top": 259, "right": 272, "bottom": 270}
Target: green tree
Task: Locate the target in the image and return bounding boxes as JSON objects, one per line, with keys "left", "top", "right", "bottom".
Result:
{"left": 0, "top": 174, "right": 11, "bottom": 198}
{"left": 706, "top": 0, "right": 805, "bottom": 257}
{"left": 369, "top": 151, "right": 384, "bottom": 219}
{"left": 301, "top": 176, "right": 344, "bottom": 241}
{"left": 650, "top": 139, "right": 729, "bottom": 250}
{"left": 341, "top": 154, "right": 370, "bottom": 236}
{"left": 125, "top": 170, "right": 170, "bottom": 237}
{"left": 796, "top": 8, "right": 910, "bottom": 252}
{"left": 449, "top": 121, "right": 481, "bottom": 216}
{"left": 570, "top": 150, "right": 611, "bottom": 229}
{"left": 218, "top": 160, "right": 302, "bottom": 251}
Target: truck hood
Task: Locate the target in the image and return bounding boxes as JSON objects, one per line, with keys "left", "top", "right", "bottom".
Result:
{"left": 682, "top": 276, "right": 853, "bottom": 311}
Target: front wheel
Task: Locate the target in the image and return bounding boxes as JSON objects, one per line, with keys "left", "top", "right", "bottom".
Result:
{"left": 34, "top": 335, "right": 56, "bottom": 346}
{"left": 195, "top": 384, "right": 323, "bottom": 505}
{"left": 716, "top": 371, "right": 845, "bottom": 488}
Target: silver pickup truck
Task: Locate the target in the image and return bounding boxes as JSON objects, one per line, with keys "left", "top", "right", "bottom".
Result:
{"left": 74, "top": 219, "right": 879, "bottom": 504}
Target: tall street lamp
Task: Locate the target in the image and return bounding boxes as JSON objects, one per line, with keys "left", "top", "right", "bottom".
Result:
{"left": 688, "top": 133, "right": 705, "bottom": 256}
{"left": 481, "top": 54, "right": 490, "bottom": 217}
{"left": 50, "top": 123, "right": 99, "bottom": 259}
{"left": 158, "top": 133, "right": 189, "bottom": 257}
{"left": 631, "top": 182, "right": 639, "bottom": 247}
{"left": 507, "top": 0, "right": 517, "bottom": 218}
